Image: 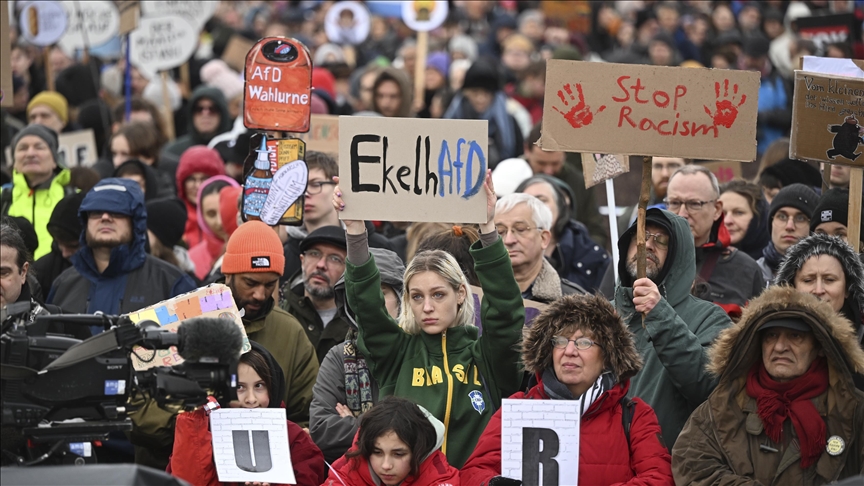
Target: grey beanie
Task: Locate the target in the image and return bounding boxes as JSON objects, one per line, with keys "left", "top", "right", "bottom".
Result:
{"left": 768, "top": 183, "right": 819, "bottom": 222}
{"left": 11, "top": 124, "right": 63, "bottom": 169}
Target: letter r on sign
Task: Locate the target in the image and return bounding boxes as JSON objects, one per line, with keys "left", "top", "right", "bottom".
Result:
{"left": 522, "top": 428, "right": 560, "bottom": 486}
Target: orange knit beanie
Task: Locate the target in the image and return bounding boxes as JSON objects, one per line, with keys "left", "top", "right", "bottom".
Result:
{"left": 222, "top": 221, "right": 285, "bottom": 276}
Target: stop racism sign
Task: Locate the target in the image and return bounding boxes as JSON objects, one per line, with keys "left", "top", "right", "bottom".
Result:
{"left": 243, "top": 37, "right": 313, "bottom": 132}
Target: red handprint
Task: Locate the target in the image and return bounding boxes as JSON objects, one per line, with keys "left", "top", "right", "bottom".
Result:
{"left": 703, "top": 79, "right": 747, "bottom": 129}
{"left": 552, "top": 83, "right": 606, "bottom": 128}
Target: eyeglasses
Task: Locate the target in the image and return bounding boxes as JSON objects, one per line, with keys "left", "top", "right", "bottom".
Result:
{"left": 88, "top": 211, "right": 128, "bottom": 221}
{"left": 551, "top": 336, "right": 602, "bottom": 350}
{"left": 495, "top": 224, "right": 541, "bottom": 238}
{"left": 774, "top": 211, "right": 810, "bottom": 226}
{"left": 304, "top": 249, "right": 345, "bottom": 267}
{"left": 193, "top": 104, "right": 217, "bottom": 115}
{"left": 305, "top": 181, "right": 336, "bottom": 195}
{"left": 663, "top": 198, "right": 716, "bottom": 213}
{"left": 645, "top": 231, "right": 670, "bottom": 248}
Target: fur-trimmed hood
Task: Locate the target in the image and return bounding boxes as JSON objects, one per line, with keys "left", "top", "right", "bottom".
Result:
{"left": 774, "top": 233, "right": 864, "bottom": 327}
{"left": 707, "top": 286, "right": 864, "bottom": 386}
{"left": 522, "top": 294, "right": 642, "bottom": 383}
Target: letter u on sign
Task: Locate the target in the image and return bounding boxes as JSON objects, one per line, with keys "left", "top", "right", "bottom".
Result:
{"left": 232, "top": 430, "right": 273, "bottom": 472}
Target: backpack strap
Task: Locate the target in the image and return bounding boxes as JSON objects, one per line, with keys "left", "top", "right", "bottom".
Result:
{"left": 621, "top": 396, "right": 635, "bottom": 450}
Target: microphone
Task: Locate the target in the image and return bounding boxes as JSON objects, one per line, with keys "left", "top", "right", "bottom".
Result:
{"left": 176, "top": 317, "right": 243, "bottom": 364}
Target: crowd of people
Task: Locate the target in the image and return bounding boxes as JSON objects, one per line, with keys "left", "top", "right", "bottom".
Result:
{"left": 1, "top": 1, "right": 864, "bottom": 485}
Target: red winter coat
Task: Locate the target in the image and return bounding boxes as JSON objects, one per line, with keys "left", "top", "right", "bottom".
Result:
{"left": 175, "top": 146, "right": 226, "bottom": 248}
{"left": 460, "top": 376, "right": 673, "bottom": 486}
{"left": 322, "top": 439, "right": 459, "bottom": 486}
{"left": 167, "top": 407, "right": 324, "bottom": 486}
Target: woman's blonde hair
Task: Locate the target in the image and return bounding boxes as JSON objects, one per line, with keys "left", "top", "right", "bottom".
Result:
{"left": 398, "top": 249, "right": 475, "bottom": 334}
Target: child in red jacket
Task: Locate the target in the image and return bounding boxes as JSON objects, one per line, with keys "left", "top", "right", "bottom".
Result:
{"left": 322, "top": 397, "right": 459, "bottom": 486}
{"left": 167, "top": 342, "right": 324, "bottom": 486}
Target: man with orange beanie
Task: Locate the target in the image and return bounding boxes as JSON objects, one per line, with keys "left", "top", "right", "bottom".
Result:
{"left": 222, "top": 221, "right": 319, "bottom": 427}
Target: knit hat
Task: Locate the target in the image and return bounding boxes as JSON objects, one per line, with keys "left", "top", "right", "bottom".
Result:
{"left": 55, "top": 64, "right": 100, "bottom": 107}
{"left": 461, "top": 59, "right": 500, "bottom": 92}
{"left": 426, "top": 52, "right": 450, "bottom": 78}
{"left": 11, "top": 124, "right": 62, "bottom": 169}
{"left": 768, "top": 183, "right": 819, "bottom": 222}
{"left": 146, "top": 198, "right": 188, "bottom": 247}
{"left": 299, "top": 225, "right": 347, "bottom": 253}
{"left": 492, "top": 158, "right": 533, "bottom": 196}
{"left": 47, "top": 192, "right": 86, "bottom": 243}
{"left": 27, "top": 91, "right": 69, "bottom": 124}
{"left": 222, "top": 221, "right": 285, "bottom": 276}
{"left": 200, "top": 59, "right": 244, "bottom": 101}
{"left": 810, "top": 188, "right": 849, "bottom": 232}
{"left": 760, "top": 159, "right": 822, "bottom": 189}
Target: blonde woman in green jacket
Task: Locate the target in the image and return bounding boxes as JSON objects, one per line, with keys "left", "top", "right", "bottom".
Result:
{"left": 331, "top": 170, "right": 525, "bottom": 468}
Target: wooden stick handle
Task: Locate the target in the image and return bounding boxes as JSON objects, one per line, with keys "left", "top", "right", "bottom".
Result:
{"left": 413, "top": 30, "right": 428, "bottom": 115}
{"left": 636, "top": 156, "right": 653, "bottom": 280}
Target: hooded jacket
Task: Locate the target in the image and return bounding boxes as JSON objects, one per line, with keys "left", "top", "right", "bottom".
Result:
{"left": 47, "top": 178, "right": 196, "bottom": 324}
{"left": 345, "top": 237, "right": 525, "bottom": 469}
{"left": 322, "top": 408, "right": 459, "bottom": 486}
{"left": 461, "top": 295, "right": 674, "bottom": 485}
{"left": 693, "top": 214, "right": 766, "bottom": 318}
{"left": 32, "top": 191, "right": 85, "bottom": 294}
{"left": 112, "top": 159, "right": 166, "bottom": 201}
{"left": 552, "top": 218, "right": 609, "bottom": 292}
{"left": 175, "top": 146, "right": 226, "bottom": 248}
{"left": 371, "top": 67, "right": 413, "bottom": 118}
{"left": 163, "top": 86, "right": 233, "bottom": 158}
{"left": 612, "top": 208, "right": 732, "bottom": 450}
{"left": 4, "top": 167, "right": 73, "bottom": 259}
{"left": 672, "top": 287, "right": 864, "bottom": 485}
{"left": 168, "top": 341, "right": 325, "bottom": 486}
{"left": 189, "top": 176, "right": 238, "bottom": 280}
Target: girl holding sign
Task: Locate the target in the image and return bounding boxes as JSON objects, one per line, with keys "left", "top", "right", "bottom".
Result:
{"left": 332, "top": 170, "right": 525, "bottom": 469}
{"left": 167, "top": 342, "right": 325, "bottom": 485}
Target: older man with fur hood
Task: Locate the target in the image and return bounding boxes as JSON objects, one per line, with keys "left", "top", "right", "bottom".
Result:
{"left": 672, "top": 286, "right": 864, "bottom": 485}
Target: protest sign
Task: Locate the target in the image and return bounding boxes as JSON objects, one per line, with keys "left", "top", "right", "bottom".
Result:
{"left": 501, "top": 399, "right": 580, "bottom": 486}
{"left": 18, "top": 1, "right": 68, "bottom": 46}
{"left": 288, "top": 114, "right": 339, "bottom": 155}
{"left": 580, "top": 153, "right": 629, "bottom": 188}
{"left": 127, "top": 284, "right": 251, "bottom": 371}
{"left": 114, "top": 1, "right": 139, "bottom": 35}
{"left": 243, "top": 37, "right": 313, "bottom": 132}
{"left": 802, "top": 56, "right": 864, "bottom": 79}
{"left": 140, "top": 0, "right": 217, "bottom": 31}
{"left": 58, "top": 129, "right": 99, "bottom": 168}
{"left": 789, "top": 71, "right": 864, "bottom": 168}
{"left": 542, "top": 1, "right": 592, "bottom": 34}
{"left": 698, "top": 160, "right": 742, "bottom": 183}
{"left": 210, "top": 408, "right": 295, "bottom": 484}
{"left": 59, "top": 0, "right": 119, "bottom": 50}
{"left": 338, "top": 116, "right": 489, "bottom": 224}
{"left": 471, "top": 286, "right": 547, "bottom": 328}
{"left": 401, "top": 0, "right": 448, "bottom": 32}
{"left": 222, "top": 34, "right": 255, "bottom": 73}
{"left": 796, "top": 13, "right": 859, "bottom": 54}
{"left": 241, "top": 133, "right": 308, "bottom": 226}
{"left": 539, "top": 60, "right": 760, "bottom": 162}
{"left": 130, "top": 15, "right": 197, "bottom": 79}
{"left": 324, "top": 1, "right": 370, "bottom": 45}
{"left": 0, "top": 1, "right": 12, "bottom": 108}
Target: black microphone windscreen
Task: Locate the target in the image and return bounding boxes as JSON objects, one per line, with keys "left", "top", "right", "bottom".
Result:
{"left": 177, "top": 317, "right": 243, "bottom": 364}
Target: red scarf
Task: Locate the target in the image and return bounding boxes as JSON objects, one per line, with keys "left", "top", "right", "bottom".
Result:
{"left": 745, "top": 357, "right": 828, "bottom": 469}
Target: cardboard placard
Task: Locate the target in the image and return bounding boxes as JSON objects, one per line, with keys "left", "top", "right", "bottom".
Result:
{"left": 338, "top": 116, "right": 489, "bottom": 224}
{"left": 0, "top": 1, "right": 12, "bottom": 108}
{"left": 18, "top": 1, "right": 68, "bottom": 47}
{"left": 580, "top": 153, "right": 629, "bottom": 188}
{"left": 114, "top": 1, "right": 139, "bottom": 36}
{"left": 140, "top": 0, "right": 216, "bottom": 30}
{"left": 210, "top": 408, "right": 295, "bottom": 484}
{"left": 243, "top": 37, "right": 312, "bottom": 132}
{"left": 241, "top": 133, "right": 308, "bottom": 226}
{"left": 130, "top": 15, "right": 197, "bottom": 78}
{"left": 59, "top": 0, "right": 120, "bottom": 50}
{"left": 401, "top": 0, "right": 448, "bottom": 32}
{"left": 501, "top": 399, "right": 581, "bottom": 485}
{"left": 802, "top": 56, "right": 864, "bottom": 79}
{"left": 221, "top": 34, "right": 255, "bottom": 73}
{"left": 698, "top": 160, "right": 742, "bottom": 183}
{"left": 324, "top": 1, "right": 370, "bottom": 45}
{"left": 539, "top": 60, "right": 760, "bottom": 162}
{"left": 287, "top": 114, "right": 339, "bottom": 155}
{"left": 127, "top": 284, "right": 251, "bottom": 371}
{"left": 58, "top": 129, "right": 99, "bottom": 168}
{"left": 789, "top": 70, "right": 864, "bottom": 167}
{"left": 541, "top": 0, "right": 592, "bottom": 34}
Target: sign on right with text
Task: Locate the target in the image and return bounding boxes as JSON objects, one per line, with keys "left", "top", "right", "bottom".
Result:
{"left": 790, "top": 70, "right": 864, "bottom": 167}
{"left": 540, "top": 60, "right": 760, "bottom": 162}
{"left": 501, "top": 399, "right": 580, "bottom": 486}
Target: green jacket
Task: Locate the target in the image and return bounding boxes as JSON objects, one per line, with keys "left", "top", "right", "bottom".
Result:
{"left": 280, "top": 274, "right": 351, "bottom": 364}
{"left": 612, "top": 209, "right": 731, "bottom": 450}
{"left": 5, "top": 169, "right": 72, "bottom": 259}
{"left": 346, "top": 238, "right": 524, "bottom": 468}
{"left": 244, "top": 298, "right": 319, "bottom": 427}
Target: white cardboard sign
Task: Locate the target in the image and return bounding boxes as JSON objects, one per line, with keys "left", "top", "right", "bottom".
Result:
{"left": 140, "top": 0, "right": 217, "bottom": 30}
{"left": 501, "top": 399, "right": 581, "bottom": 486}
{"left": 210, "top": 408, "right": 295, "bottom": 485}
{"left": 57, "top": 129, "right": 98, "bottom": 168}
{"left": 18, "top": 1, "right": 68, "bottom": 46}
{"left": 130, "top": 15, "right": 197, "bottom": 78}
{"left": 59, "top": 0, "right": 119, "bottom": 50}
{"left": 401, "top": 0, "right": 448, "bottom": 32}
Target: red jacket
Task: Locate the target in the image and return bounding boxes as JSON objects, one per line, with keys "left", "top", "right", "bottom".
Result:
{"left": 167, "top": 408, "right": 324, "bottom": 486}
{"left": 460, "top": 377, "right": 673, "bottom": 486}
{"left": 322, "top": 440, "right": 459, "bottom": 486}
{"left": 175, "top": 146, "right": 226, "bottom": 248}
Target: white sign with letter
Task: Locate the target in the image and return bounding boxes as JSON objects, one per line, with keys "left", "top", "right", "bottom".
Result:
{"left": 501, "top": 399, "right": 581, "bottom": 486}
{"left": 59, "top": 0, "right": 119, "bottom": 50}
{"left": 210, "top": 408, "right": 295, "bottom": 484}
{"left": 130, "top": 15, "right": 197, "bottom": 79}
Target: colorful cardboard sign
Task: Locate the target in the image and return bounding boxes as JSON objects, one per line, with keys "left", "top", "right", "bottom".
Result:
{"left": 789, "top": 70, "right": 864, "bottom": 167}
{"left": 127, "top": 284, "right": 251, "bottom": 371}
{"left": 539, "top": 60, "right": 760, "bottom": 162}
{"left": 337, "top": 116, "right": 489, "bottom": 224}
{"left": 324, "top": 1, "right": 370, "bottom": 45}
{"left": 19, "top": 1, "right": 68, "bottom": 46}
{"left": 130, "top": 15, "right": 197, "bottom": 78}
{"left": 59, "top": 0, "right": 120, "bottom": 50}
{"left": 241, "top": 133, "right": 308, "bottom": 226}
{"left": 288, "top": 114, "right": 339, "bottom": 155}
{"left": 243, "top": 37, "right": 313, "bottom": 132}
{"left": 796, "top": 13, "right": 858, "bottom": 54}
